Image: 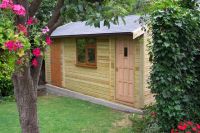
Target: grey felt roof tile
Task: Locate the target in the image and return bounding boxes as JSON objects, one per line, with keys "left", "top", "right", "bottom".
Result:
{"left": 51, "top": 15, "right": 142, "bottom": 37}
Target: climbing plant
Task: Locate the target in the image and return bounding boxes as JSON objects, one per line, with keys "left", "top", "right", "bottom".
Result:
{"left": 147, "top": 0, "right": 200, "bottom": 132}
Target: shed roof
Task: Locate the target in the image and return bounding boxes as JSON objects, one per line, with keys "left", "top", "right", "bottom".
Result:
{"left": 51, "top": 15, "right": 143, "bottom": 38}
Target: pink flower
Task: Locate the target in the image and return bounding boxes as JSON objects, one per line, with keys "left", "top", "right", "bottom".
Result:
{"left": 12, "top": 4, "right": 26, "bottom": 16}
{"left": 27, "top": 17, "right": 37, "bottom": 25}
{"left": 42, "top": 26, "right": 49, "bottom": 34}
{"left": 5, "top": 40, "right": 16, "bottom": 51}
{"left": 178, "top": 123, "right": 187, "bottom": 131}
{"left": 2, "top": 0, "right": 10, "bottom": 3}
{"left": 0, "top": 3, "right": 7, "bottom": 8}
{"left": 15, "top": 41, "right": 23, "bottom": 48}
{"left": 4, "top": 40, "right": 23, "bottom": 51}
{"left": 46, "top": 36, "right": 52, "bottom": 45}
{"left": 0, "top": 0, "right": 13, "bottom": 9}
{"left": 0, "top": 2, "right": 8, "bottom": 8}
{"left": 32, "top": 58, "right": 38, "bottom": 67}
{"left": 27, "top": 17, "right": 34, "bottom": 25}
{"left": 197, "top": 124, "right": 200, "bottom": 129}
{"left": 187, "top": 121, "right": 193, "bottom": 126}
{"left": 17, "top": 24, "right": 27, "bottom": 36}
{"left": 32, "top": 48, "right": 41, "bottom": 57}
{"left": 192, "top": 127, "right": 197, "bottom": 131}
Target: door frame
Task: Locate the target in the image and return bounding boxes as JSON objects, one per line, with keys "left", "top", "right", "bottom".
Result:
{"left": 115, "top": 37, "right": 134, "bottom": 104}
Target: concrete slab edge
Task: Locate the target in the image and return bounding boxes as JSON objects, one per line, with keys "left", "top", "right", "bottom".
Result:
{"left": 45, "top": 84, "right": 143, "bottom": 114}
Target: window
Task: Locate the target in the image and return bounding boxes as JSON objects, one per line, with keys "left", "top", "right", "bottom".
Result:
{"left": 76, "top": 38, "right": 97, "bottom": 67}
{"left": 124, "top": 47, "right": 128, "bottom": 57}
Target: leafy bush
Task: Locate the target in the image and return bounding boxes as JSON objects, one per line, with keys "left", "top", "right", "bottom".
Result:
{"left": 130, "top": 105, "right": 161, "bottom": 133}
{"left": 130, "top": 114, "right": 146, "bottom": 133}
{"left": 148, "top": 0, "right": 200, "bottom": 132}
{"left": 0, "top": 76, "right": 13, "bottom": 97}
{"left": 0, "top": 52, "right": 14, "bottom": 98}
{"left": 0, "top": 95, "right": 15, "bottom": 103}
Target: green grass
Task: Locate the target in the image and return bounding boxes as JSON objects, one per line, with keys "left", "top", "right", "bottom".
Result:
{"left": 0, "top": 96, "right": 132, "bottom": 133}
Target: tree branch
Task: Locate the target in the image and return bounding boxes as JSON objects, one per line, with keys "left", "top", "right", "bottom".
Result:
{"left": 31, "top": 56, "right": 43, "bottom": 89}
{"left": 49, "top": 17, "right": 63, "bottom": 35}
{"left": 29, "top": 0, "right": 43, "bottom": 17}
{"left": 47, "top": 0, "right": 64, "bottom": 28}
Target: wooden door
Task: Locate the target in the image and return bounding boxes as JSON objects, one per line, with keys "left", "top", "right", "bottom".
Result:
{"left": 116, "top": 39, "right": 134, "bottom": 103}
{"left": 50, "top": 42, "right": 62, "bottom": 87}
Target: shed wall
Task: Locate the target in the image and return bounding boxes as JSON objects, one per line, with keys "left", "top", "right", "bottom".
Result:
{"left": 45, "top": 47, "right": 51, "bottom": 83}
{"left": 45, "top": 35, "right": 151, "bottom": 108}
{"left": 62, "top": 37, "right": 115, "bottom": 101}
{"left": 143, "top": 33, "right": 155, "bottom": 105}
{"left": 50, "top": 39, "right": 63, "bottom": 87}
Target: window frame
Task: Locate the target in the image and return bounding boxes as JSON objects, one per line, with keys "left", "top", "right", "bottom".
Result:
{"left": 76, "top": 38, "right": 97, "bottom": 68}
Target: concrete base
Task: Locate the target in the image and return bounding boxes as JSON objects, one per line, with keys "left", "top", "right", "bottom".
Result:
{"left": 45, "top": 84, "right": 143, "bottom": 114}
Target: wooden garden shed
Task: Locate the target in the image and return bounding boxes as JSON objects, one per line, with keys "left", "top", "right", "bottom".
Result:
{"left": 45, "top": 15, "right": 154, "bottom": 109}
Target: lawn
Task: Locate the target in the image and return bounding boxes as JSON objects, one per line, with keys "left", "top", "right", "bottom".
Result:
{"left": 0, "top": 96, "right": 133, "bottom": 133}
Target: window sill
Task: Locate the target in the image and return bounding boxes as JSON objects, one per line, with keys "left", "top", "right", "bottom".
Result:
{"left": 75, "top": 64, "right": 97, "bottom": 69}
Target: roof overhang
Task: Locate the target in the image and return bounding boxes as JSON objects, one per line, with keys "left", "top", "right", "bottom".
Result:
{"left": 132, "top": 28, "right": 144, "bottom": 39}
{"left": 51, "top": 15, "right": 142, "bottom": 39}
{"left": 51, "top": 32, "right": 133, "bottom": 39}
{"left": 50, "top": 28, "right": 144, "bottom": 39}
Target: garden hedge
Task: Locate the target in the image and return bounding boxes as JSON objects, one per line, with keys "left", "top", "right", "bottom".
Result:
{"left": 148, "top": 0, "right": 200, "bottom": 131}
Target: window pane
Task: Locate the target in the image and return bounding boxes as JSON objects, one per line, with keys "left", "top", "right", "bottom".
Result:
{"left": 124, "top": 47, "right": 128, "bottom": 57}
{"left": 77, "top": 39, "right": 86, "bottom": 63}
{"left": 87, "top": 48, "right": 95, "bottom": 64}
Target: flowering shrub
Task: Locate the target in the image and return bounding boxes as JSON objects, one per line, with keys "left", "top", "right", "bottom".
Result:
{"left": 12, "top": 4, "right": 26, "bottom": 16}
{"left": 0, "top": 0, "right": 25, "bottom": 15}
{"left": 171, "top": 121, "right": 200, "bottom": 133}
{"left": 0, "top": 0, "right": 52, "bottom": 68}
{"left": 4, "top": 40, "right": 23, "bottom": 51}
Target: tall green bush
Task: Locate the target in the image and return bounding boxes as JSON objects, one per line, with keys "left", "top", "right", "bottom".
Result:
{"left": 0, "top": 52, "right": 14, "bottom": 97}
{"left": 148, "top": 0, "right": 200, "bottom": 131}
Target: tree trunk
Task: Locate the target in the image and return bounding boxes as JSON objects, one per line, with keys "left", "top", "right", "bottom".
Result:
{"left": 12, "top": 65, "right": 39, "bottom": 133}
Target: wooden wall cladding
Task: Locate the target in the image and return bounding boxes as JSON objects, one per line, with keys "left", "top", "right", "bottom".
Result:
{"left": 50, "top": 39, "right": 63, "bottom": 87}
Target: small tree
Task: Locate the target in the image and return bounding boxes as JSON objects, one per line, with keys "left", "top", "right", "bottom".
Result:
{"left": 0, "top": 0, "right": 133, "bottom": 132}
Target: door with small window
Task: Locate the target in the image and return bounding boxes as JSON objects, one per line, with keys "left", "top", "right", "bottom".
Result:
{"left": 116, "top": 39, "right": 134, "bottom": 103}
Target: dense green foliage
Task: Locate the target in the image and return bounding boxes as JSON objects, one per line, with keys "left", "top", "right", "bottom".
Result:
{"left": 0, "top": 52, "right": 14, "bottom": 98}
{"left": 132, "top": 0, "right": 200, "bottom": 14}
{"left": 61, "top": 0, "right": 134, "bottom": 28}
{"left": 35, "top": 0, "right": 136, "bottom": 28}
{"left": 35, "top": 0, "right": 57, "bottom": 28}
{"left": 148, "top": 0, "right": 200, "bottom": 131}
